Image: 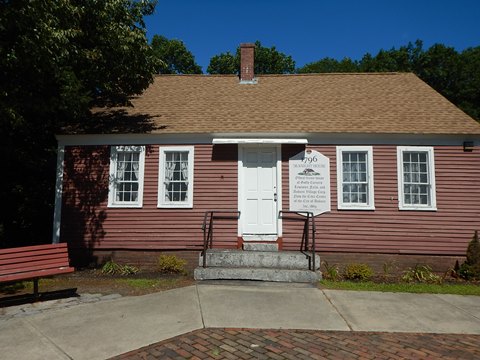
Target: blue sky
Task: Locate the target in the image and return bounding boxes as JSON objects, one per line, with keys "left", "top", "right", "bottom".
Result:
{"left": 145, "top": 0, "right": 480, "bottom": 72}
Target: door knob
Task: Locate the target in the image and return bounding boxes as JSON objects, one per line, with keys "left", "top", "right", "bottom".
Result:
{"left": 274, "top": 193, "right": 278, "bottom": 202}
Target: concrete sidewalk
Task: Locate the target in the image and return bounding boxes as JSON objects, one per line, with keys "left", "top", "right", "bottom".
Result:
{"left": 1, "top": 283, "right": 479, "bottom": 360}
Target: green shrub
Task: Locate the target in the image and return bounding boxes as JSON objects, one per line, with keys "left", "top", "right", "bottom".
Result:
{"left": 101, "top": 260, "right": 139, "bottom": 276}
{"left": 402, "top": 264, "right": 440, "bottom": 284}
{"left": 343, "top": 263, "right": 373, "bottom": 281}
{"left": 459, "top": 230, "right": 480, "bottom": 280}
{"left": 157, "top": 255, "right": 187, "bottom": 274}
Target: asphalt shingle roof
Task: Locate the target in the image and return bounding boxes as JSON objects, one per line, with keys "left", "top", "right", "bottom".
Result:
{"left": 85, "top": 72, "right": 480, "bottom": 135}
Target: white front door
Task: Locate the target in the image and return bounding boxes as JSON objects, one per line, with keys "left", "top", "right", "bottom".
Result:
{"left": 240, "top": 145, "right": 279, "bottom": 236}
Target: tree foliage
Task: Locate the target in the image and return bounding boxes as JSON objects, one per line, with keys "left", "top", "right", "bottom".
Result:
{"left": 207, "top": 40, "right": 295, "bottom": 75}
{"left": 297, "top": 40, "right": 480, "bottom": 121}
{"left": 207, "top": 52, "right": 237, "bottom": 75}
{"left": 298, "top": 57, "right": 357, "bottom": 73}
{"left": 0, "top": 0, "right": 159, "bottom": 247}
{"left": 151, "top": 35, "right": 202, "bottom": 74}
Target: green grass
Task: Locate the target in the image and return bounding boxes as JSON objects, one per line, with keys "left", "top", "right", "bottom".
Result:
{"left": 116, "top": 278, "right": 178, "bottom": 289}
{"left": 319, "top": 280, "right": 480, "bottom": 295}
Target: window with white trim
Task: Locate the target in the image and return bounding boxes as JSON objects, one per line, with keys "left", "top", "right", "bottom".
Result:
{"left": 158, "top": 146, "right": 194, "bottom": 208}
{"left": 108, "top": 146, "right": 145, "bottom": 208}
{"left": 336, "top": 146, "right": 375, "bottom": 210}
{"left": 397, "top": 146, "right": 436, "bottom": 210}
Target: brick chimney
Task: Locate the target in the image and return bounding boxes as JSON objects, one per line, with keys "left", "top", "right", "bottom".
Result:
{"left": 240, "top": 43, "right": 256, "bottom": 83}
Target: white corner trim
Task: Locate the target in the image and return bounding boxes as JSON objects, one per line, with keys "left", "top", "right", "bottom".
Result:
{"left": 213, "top": 138, "right": 307, "bottom": 144}
{"left": 52, "top": 145, "right": 65, "bottom": 244}
{"left": 276, "top": 144, "right": 283, "bottom": 237}
{"left": 237, "top": 150, "right": 243, "bottom": 237}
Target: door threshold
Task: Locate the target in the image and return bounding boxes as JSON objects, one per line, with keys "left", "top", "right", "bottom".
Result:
{"left": 242, "top": 234, "right": 278, "bottom": 242}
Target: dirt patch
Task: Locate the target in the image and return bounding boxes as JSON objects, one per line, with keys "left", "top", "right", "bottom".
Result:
{"left": 0, "top": 268, "right": 195, "bottom": 299}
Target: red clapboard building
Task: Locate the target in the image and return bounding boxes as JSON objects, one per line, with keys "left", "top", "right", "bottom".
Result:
{"left": 53, "top": 43, "right": 480, "bottom": 273}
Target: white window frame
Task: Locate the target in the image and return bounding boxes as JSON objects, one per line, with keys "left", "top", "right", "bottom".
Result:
{"left": 336, "top": 146, "right": 375, "bottom": 210}
{"left": 108, "top": 145, "right": 145, "bottom": 208}
{"left": 158, "top": 146, "right": 194, "bottom": 208}
{"left": 397, "top": 146, "right": 437, "bottom": 211}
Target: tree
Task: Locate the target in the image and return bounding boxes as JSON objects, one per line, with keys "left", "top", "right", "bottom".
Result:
{"left": 298, "top": 57, "right": 358, "bottom": 73}
{"left": 0, "top": 0, "right": 160, "bottom": 247}
{"left": 417, "top": 44, "right": 460, "bottom": 102}
{"left": 456, "top": 47, "right": 480, "bottom": 120}
{"left": 358, "top": 41, "right": 423, "bottom": 72}
{"left": 207, "top": 52, "right": 237, "bottom": 74}
{"left": 207, "top": 41, "right": 295, "bottom": 75}
{"left": 151, "top": 35, "right": 202, "bottom": 74}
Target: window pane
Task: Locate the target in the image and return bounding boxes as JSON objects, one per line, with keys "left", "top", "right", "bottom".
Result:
{"left": 164, "top": 151, "right": 189, "bottom": 203}
{"left": 360, "top": 193, "right": 367, "bottom": 203}
{"left": 341, "top": 151, "right": 369, "bottom": 205}
{"left": 402, "top": 151, "right": 431, "bottom": 206}
{"left": 115, "top": 150, "right": 141, "bottom": 203}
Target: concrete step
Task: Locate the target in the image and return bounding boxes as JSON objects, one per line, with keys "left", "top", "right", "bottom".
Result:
{"left": 194, "top": 267, "right": 321, "bottom": 283}
{"left": 199, "top": 249, "right": 320, "bottom": 270}
{"left": 243, "top": 243, "right": 278, "bottom": 251}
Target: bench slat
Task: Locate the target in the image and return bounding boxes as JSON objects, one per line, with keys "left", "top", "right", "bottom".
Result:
{"left": 0, "top": 259, "right": 70, "bottom": 275}
{"left": 0, "top": 248, "right": 69, "bottom": 262}
{"left": 0, "top": 253, "right": 70, "bottom": 266}
{"left": 0, "top": 267, "right": 74, "bottom": 283}
{"left": 0, "top": 253, "right": 69, "bottom": 266}
{"left": 0, "top": 243, "right": 68, "bottom": 255}
{"left": 0, "top": 243, "right": 74, "bottom": 285}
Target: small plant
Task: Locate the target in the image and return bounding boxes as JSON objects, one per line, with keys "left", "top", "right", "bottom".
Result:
{"left": 459, "top": 230, "right": 480, "bottom": 280}
{"left": 101, "top": 260, "right": 139, "bottom": 276}
{"left": 343, "top": 263, "right": 373, "bottom": 281}
{"left": 157, "top": 254, "right": 187, "bottom": 274}
{"left": 382, "top": 261, "right": 397, "bottom": 278}
{"left": 119, "top": 264, "right": 140, "bottom": 275}
{"left": 101, "top": 260, "right": 121, "bottom": 275}
{"left": 322, "top": 261, "right": 340, "bottom": 281}
{"left": 402, "top": 264, "right": 440, "bottom": 284}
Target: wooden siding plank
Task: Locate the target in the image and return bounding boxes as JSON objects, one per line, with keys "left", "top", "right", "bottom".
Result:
{"left": 61, "top": 144, "right": 480, "bottom": 256}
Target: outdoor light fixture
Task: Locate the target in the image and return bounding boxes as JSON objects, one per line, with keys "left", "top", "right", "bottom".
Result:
{"left": 463, "top": 141, "right": 474, "bottom": 152}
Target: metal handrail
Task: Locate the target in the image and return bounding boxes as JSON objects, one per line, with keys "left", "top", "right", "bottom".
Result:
{"left": 201, "top": 210, "right": 241, "bottom": 268}
{"left": 278, "top": 211, "right": 317, "bottom": 272}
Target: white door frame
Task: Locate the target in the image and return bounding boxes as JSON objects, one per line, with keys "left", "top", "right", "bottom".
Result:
{"left": 237, "top": 144, "right": 283, "bottom": 240}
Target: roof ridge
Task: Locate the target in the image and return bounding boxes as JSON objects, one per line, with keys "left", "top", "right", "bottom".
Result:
{"left": 153, "top": 72, "right": 413, "bottom": 78}
{"left": 257, "top": 72, "right": 409, "bottom": 77}
{"left": 154, "top": 74, "right": 237, "bottom": 78}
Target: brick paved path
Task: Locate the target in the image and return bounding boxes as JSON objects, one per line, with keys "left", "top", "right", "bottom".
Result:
{"left": 112, "top": 328, "right": 480, "bottom": 360}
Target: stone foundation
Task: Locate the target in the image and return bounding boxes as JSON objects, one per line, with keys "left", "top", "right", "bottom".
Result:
{"left": 69, "top": 248, "right": 465, "bottom": 277}
{"left": 320, "top": 252, "right": 465, "bottom": 276}
{"left": 69, "top": 248, "right": 201, "bottom": 274}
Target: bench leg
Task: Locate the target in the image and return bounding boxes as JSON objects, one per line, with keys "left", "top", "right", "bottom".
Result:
{"left": 33, "top": 279, "right": 39, "bottom": 300}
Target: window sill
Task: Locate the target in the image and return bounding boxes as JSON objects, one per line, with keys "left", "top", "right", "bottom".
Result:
{"left": 108, "top": 203, "right": 143, "bottom": 208}
{"left": 338, "top": 205, "right": 375, "bottom": 211}
{"left": 399, "top": 206, "right": 437, "bottom": 211}
{"left": 157, "top": 204, "right": 193, "bottom": 209}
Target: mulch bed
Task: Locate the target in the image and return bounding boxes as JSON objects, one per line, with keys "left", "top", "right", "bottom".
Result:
{"left": 0, "top": 268, "right": 195, "bottom": 302}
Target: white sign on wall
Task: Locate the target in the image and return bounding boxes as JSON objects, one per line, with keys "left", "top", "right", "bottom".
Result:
{"left": 289, "top": 150, "right": 331, "bottom": 216}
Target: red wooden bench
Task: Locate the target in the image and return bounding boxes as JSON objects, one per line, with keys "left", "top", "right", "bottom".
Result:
{"left": 0, "top": 243, "right": 74, "bottom": 298}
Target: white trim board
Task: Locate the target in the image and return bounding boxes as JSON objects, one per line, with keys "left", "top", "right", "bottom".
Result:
{"left": 52, "top": 146, "right": 65, "bottom": 244}
{"left": 213, "top": 138, "right": 307, "bottom": 144}
{"left": 56, "top": 133, "right": 479, "bottom": 147}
